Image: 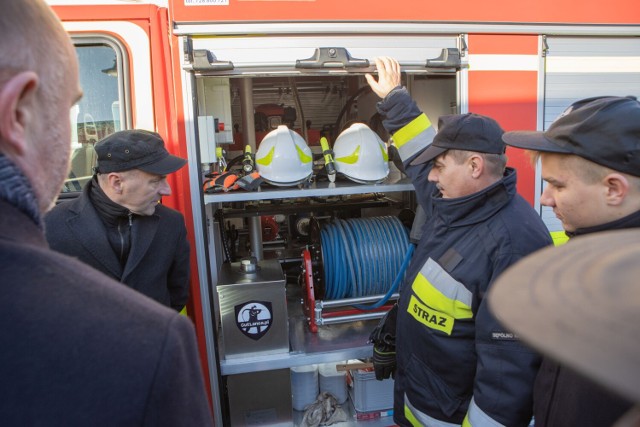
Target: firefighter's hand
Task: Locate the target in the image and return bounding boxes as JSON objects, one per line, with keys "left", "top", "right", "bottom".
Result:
{"left": 369, "top": 303, "right": 398, "bottom": 346}
{"left": 372, "top": 343, "right": 396, "bottom": 380}
{"left": 365, "top": 57, "right": 402, "bottom": 99}
{"left": 369, "top": 303, "right": 398, "bottom": 380}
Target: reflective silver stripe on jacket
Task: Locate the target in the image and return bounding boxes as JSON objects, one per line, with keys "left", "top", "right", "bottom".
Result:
{"left": 419, "top": 259, "right": 472, "bottom": 308}
{"left": 411, "top": 258, "right": 473, "bottom": 322}
{"left": 393, "top": 114, "right": 436, "bottom": 161}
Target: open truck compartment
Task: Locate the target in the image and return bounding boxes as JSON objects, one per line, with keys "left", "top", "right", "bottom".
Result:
{"left": 180, "top": 28, "right": 461, "bottom": 425}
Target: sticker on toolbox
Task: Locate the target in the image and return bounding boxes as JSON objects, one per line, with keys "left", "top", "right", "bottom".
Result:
{"left": 234, "top": 301, "right": 273, "bottom": 340}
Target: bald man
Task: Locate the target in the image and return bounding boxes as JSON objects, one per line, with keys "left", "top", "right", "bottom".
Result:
{"left": 0, "top": 1, "right": 213, "bottom": 425}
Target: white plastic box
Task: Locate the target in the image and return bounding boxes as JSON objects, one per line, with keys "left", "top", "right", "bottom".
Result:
{"left": 318, "top": 363, "right": 348, "bottom": 404}
{"left": 347, "top": 369, "right": 394, "bottom": 413}
{"left": 290, "top": 365, "right": 319, "bottom": 411}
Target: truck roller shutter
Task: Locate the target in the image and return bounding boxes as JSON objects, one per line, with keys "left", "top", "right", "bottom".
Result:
{"left": 542, "top": 36, "right": 640, "bottom": 244}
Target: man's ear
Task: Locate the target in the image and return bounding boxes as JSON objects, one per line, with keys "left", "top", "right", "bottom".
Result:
{"left": 603, "top": 173, "right": 629, "bottom": 206}
{"left": 469, "top": 154, "right": 484, "bottom": 179}
{"left": 0, "top": 71, "right": 39, "bottom": 157}
{"left": 106, "top": 173, "right": 124, "bottom": 195}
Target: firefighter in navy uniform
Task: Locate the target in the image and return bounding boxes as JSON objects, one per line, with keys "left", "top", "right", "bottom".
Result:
{"left": 365, "top": 57, "right": 552, "bottom": 426}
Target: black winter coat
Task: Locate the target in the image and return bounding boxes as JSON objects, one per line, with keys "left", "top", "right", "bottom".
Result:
{"left": 0, "top": 198, "right": 212, "bottom": 426}
{"left": 44, "top": 184, "right": 190, "bottom": 311}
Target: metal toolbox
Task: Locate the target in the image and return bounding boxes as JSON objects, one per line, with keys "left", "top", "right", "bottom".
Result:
{"left": 216, "top": 259, "right": 289, "bottom": 359}
{"left": 227, "top": 369, "right": 293, "bottom": 426}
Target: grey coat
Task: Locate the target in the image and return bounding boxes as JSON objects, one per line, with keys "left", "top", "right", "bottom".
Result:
{"left": 44, "top": 184, "right": 190, "bottom": 311}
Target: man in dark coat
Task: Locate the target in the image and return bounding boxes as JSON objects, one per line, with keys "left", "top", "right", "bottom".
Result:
{"left": 45, "top": 130, "right": 190, "bottom": 311}
{"left": 0, "top": 1, "right": 213, "bottom": 425}
{"left": 501, "top": 95, "right": 640, "bottom": 427}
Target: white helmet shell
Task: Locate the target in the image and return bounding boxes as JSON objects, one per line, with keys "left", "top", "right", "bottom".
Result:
{"left": 256, "top": 125, "right": 313, "bottom": 186}
{"left": 333, "top": 123, "right": 389, "bottom": 184}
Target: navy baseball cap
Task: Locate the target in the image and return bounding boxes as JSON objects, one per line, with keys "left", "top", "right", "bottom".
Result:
{"left": 411, "top": 113, "right": 506, "bottom": 165}
{"left": 502, "top": 96, "right": 640, "bottom": 177}
{"left": 95, "top": 130, "right": 187, "bottom": 175}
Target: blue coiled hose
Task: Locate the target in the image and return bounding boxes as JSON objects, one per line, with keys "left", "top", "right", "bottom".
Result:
{"left": 320, "top": 216, "right": 414, "bottom": 309}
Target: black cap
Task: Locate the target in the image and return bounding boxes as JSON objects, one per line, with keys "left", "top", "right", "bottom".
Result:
{"left": 502, "top": 96, "right": 640, "bottom": 177}
{"left": 95, "top": 130, "right": 187, "bottom": 175}
{"left": 411, "top": 113, "right": 506, "bottom": 165}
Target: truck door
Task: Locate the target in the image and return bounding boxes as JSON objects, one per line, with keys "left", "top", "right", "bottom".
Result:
{"left": 60, "top": 19, "right": 155, "bottom": 197}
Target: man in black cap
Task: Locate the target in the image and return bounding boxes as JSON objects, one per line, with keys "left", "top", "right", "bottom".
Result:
{"left": 501, "top": 95, "right": 640, "bottom": 426}
{"left": 45, "top": 129, "right": 191, "bottom": 312}
{"left": 365, "top": 57, "right": 552, "bottom": 426}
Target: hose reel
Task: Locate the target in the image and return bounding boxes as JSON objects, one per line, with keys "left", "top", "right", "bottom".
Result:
{"left": 302, "top": 216, "right": 413, "bottom": 332}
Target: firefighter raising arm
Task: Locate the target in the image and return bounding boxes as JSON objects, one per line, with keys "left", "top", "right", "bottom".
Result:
{"left": 365, "top": 56, "right": 552, "bottom": 427}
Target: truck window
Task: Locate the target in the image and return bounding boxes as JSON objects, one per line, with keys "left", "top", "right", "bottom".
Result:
{"left": 64, "top": 43, "right": 124, "bottom": 193}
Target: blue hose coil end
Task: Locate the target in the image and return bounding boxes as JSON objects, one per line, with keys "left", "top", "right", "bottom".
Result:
{"left": 318, "top": 216, "right": 414, "bottom": 309}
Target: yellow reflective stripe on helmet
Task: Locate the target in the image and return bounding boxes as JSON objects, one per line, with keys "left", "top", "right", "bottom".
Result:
{"left": 392, "top": 113, "right": 431, "bottom": 148}
{"left": 256, "top": 146, "right": 275, "bottom": 166}
{"left": 335, "top": 145, "right": 360, "bottom": 164}
{"left": 412, "top": 258, "right": 473, "bottom": 320}
{"left": 380, "top": 142, "right": 389, "bottom": 161}
{"left": 295, "top": 143, "right": 312, "bottom": 164}
{"left": 551, "top": 230, "right": 569, "bottom": 246}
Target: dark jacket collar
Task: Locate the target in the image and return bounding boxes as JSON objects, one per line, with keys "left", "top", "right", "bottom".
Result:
{"left": 64, "top": 187, "right": 123, "bottom": 278}
{"left": 569, "top": 209, "right": 640, "bottom": 237}
{"left": 431, "top": 167, "right": 517, "bottom": 228}
{"left": 64, "top": 183, "right": 160, "bottom": 281}
{"left": 88, "top": 176, "right": 130, "bottom": 227}
{"left": 0, "top": 199, "right": 46, "bottom": 248}
{"left": 0, "top": 153, "right": 40, "bottom": 227}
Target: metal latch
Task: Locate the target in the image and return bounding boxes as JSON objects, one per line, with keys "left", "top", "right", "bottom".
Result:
{"left": 182, "top": 36, "right": 234, "bottom": 71}
{"left": 426, "top": 48, "right": 461, "bottom": 71}
{"left": 192, "top": 50, "right": 234, "bottom": 72}
{"left": 296, "top": 47, "right": 369, "bottom": 69}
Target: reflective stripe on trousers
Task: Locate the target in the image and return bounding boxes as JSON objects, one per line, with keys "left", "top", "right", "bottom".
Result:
{"left": 404, "top": 394, "right": 460, "bottom": 427}
{"left": 462, "top": 397, "right": 506, "bottom": 427}
{"left": 405, "top": 395, "right": 506, "bottom": 427}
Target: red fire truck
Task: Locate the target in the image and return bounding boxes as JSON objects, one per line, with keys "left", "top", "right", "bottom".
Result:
{"left": 48, "top": 0, "right": 640, "bottom": 424}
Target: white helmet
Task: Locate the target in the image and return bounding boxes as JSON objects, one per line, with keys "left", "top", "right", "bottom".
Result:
{"left": 333, "top": 123, "right": 389, "bottom": 184}
{"left": 256, "top": 125, "right": 313, "bottom": 186}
